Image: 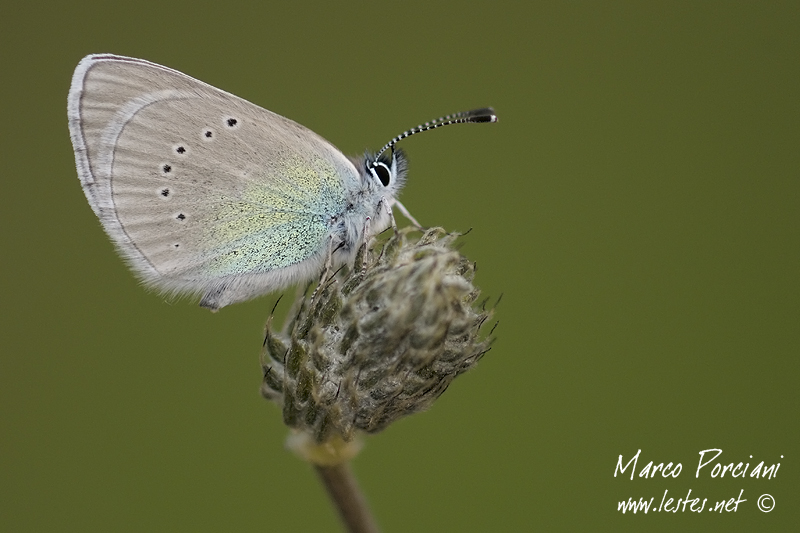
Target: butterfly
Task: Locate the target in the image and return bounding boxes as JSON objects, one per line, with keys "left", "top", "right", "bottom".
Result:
{"left": 68, "top": 54, "right": 496, "bottom": 310}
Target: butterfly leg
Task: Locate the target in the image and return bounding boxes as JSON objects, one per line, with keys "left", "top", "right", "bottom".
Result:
{"left": 309, "top": 234, "right": 336, "bottom": 305}
{"left": 391, "top": 199, "right": 423, "bottom": 229}
{"left": 359, "top": 216, "right": 372, "bottom": 277}
{"left": 378, "top": 196, "right": 399, "bottom": 233}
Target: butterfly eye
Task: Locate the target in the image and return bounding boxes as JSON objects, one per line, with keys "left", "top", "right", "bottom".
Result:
{"left": 370, "top": 162, "right": 391, "bottom": 187}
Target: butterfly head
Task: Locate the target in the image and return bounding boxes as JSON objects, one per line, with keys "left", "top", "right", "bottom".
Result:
{"left": 362, "top": 147, "right": 408, "bottom": 198}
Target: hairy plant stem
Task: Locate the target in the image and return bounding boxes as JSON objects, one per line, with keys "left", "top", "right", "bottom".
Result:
{"left": 315, "top": 462, "right": 379, "bottom": 533}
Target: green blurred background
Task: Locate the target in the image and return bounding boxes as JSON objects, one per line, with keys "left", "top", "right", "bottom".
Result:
{"left": 2, "top": 1, "right": 797, "bottom": 531}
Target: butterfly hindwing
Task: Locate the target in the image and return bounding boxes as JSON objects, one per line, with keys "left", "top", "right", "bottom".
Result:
{"left": 68, "top": 55, "right": 358, "bottom": 305}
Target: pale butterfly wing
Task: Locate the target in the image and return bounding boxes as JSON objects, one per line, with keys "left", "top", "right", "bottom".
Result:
{"left": 68, "top": 54, "right": 360, "bottom": 309}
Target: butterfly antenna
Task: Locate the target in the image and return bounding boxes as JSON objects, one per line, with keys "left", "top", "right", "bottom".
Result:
{"left": 373, "top": 107, "right": 498, "bottom": 161}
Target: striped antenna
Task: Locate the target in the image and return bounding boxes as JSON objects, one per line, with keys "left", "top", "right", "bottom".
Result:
{"left": 372, "top": 107, "right": 498, "bottom": 162}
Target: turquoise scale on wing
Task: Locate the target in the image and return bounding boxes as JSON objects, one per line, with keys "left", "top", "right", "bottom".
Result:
{"left": 200, "top": 154, "right": 347, "bottom": 276}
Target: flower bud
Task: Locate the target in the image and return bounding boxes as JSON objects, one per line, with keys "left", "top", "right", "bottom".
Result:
{"left": 261, "top": 227, "right": 496, "bottom": 451}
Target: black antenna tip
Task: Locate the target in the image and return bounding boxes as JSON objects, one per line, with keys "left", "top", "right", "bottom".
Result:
{"left": 467, "top": 107, "right": 498, "bottom": 123}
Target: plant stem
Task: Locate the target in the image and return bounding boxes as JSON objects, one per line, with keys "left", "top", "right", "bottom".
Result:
{"left": 315, "top": 462, "right": 380, "bottom": 533}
